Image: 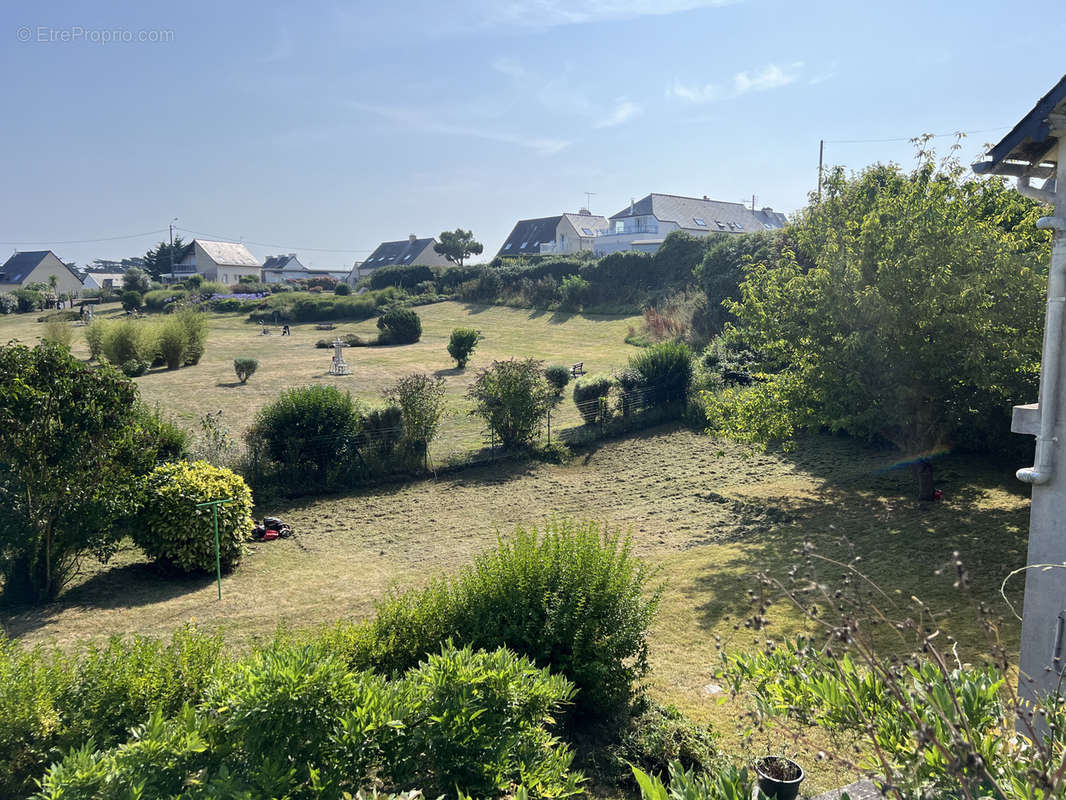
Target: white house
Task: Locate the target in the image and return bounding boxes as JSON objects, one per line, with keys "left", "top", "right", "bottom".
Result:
{"left": 359, "top": 235, "right": 451, "bottom": 276}
{"left": 594, "top": 194, "right": 788, "bottom": 255}
{"left": 170, "top": 239, "right": 262, "bottom": 285}
{"left": 0, "top": 250, "right": 84, "bottom": 295}
{"left": 81, "top": 270, "right": 126, "bottom": 291}
{"left": 261, "top": 253, "right": 310, "bottom": 284}
{"left": 496, "top": 209, "right": 610, "bottom": 258}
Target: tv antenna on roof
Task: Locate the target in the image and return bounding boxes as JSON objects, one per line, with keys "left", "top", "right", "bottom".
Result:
{"left": 583, "top": 191, "right": 596, "bottom": 211}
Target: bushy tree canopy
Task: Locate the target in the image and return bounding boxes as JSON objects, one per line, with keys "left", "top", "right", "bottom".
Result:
{"left": 434, "top": 229, "right": 484, "bottom": 268}
{"left": 705, "top": 147, "right": 1050, "bottom": 497}
{"left": 0, "top": 342, "right": 184, "bottom": 602}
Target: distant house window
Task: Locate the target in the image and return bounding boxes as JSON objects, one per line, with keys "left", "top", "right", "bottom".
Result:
{"left": 520, "top": 241, "right": 528, "bottom": 248}
{"left": 614, "top": 221, "right": 624, "bottom": 233}
{"left": 735, "top": 222, "right": 744, "bottom": 230}
{"left": 694, "top": 218, "right": 707, "bottom": 226}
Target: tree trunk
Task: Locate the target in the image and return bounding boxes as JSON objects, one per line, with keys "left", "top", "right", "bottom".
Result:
{"left": 913, "top": 458, "right": 935, "bottom": 501}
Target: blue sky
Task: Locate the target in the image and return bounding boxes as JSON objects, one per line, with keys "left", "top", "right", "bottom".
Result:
{"left": 1, "top": 0, "right": 1063, "bottom": 269}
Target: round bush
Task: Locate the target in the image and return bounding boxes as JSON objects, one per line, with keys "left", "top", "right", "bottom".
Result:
{"left": 334, "top": 282, "right": 351, "bottom": 295}
{"left": 573, "top": 373, "right": 612, "bottom": 424}
{"left": 120, "top": 290, "right": 142, "bottom": 311}
{"left": 377, "top": 306, "right": 422, "bottom": 344}
{"left": 233, "top": 357, "right": 258, "bottom": 384}
{"left": 544, "top": 365, "right": 571, "bottom": 393}
{"left": 121, "top": 358, "right": 149, "bottom": 377}
{"left": 134, "top": 461, "right": 252, "bottom": 573}
{"left": 447, "top": 328, "right": 481, "bottom": 368}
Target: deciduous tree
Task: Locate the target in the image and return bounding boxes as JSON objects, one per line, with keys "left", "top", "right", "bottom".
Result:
{"left": 434, "top": 229, "right": 483, "bottom": 268}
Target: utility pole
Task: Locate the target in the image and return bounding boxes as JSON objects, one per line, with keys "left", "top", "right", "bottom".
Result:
{"left": 169, "top": 217, "right": 178, "bottom": 277}
{"left": 818, "top": 140, "right": 824, "bottom": 201}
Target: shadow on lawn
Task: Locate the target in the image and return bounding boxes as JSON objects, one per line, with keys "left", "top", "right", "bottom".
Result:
{"left": 1, "top": 563, "right": 215, "bottom": 639}
{"left": 679, "top": 458, "right": 1030, "bottom": 651}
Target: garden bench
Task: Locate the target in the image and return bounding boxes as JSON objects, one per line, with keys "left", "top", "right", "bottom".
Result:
{"left": 570, "top": 362, "right": 585, "bottom": 378}
{"left": 315, "top": 323, "right": 335, "bottom": 331}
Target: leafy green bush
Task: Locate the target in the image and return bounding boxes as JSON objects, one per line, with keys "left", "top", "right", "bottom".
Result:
{"left": 120, "top": 290, "right": 142, "bottom": 311}
{"left": 447, "top": 327, "right": 481, "bottom": 368}
{"left": 615, "top": 368, "right": 642, "bottom": 416}
{"left": 360, "top": 404, "right": 404, "bottom": 458}
{"left": 573, "top": 373, "right": 612, "bottom": 425}
{"left": 369, "top": 264, "right": 435, "bottom": 291}
{"left": 631, "top": 761, "right": 756, "bottom": 800}
{"left": 247, "top": 385, "right": 366, "bottom": 490}
{"left": 233, "top": 356, "right": 258, "bottom": 383}
{"left": 156, "top": 317, "right": 187, "bottom": 369}
{"left": 142, "top": 288, "right": 188, "bottom": 312}
{"left": 334, "top": 282, "right": 351, "bottom": 295}
{"left": 629, "top": 341, "right": 692, "bottom": 406}
{"left": 101, "top": 319, "right": 157, "bottom": 366}
{"left": 468, "top": 358, "right": 555, "bottom": 449}
{"left": 382, "top": 373, "right": 446, "bottom": 458}
{"left": 120, "top": 358, "right": 148, "bottom": 377}
{"left": 559, "top": 274, "right": 590, "bottom": 309}
{"left": 336, "top": 519, "right": 661, "bottom": 721}
{"left": 544, "top": 364, "right": 571, "bottom": 394}
{"left": 0, "top": 293, "right": 17, "bottom": 314}
{"left": 377, "top": 306, "right": 422, "bottom": 344}
{"left": 133, "top": 460, "right": 252, "bottom": 573}
{"left": 606, "top": 702, "right": 719, "bottom": 780}
{"left": 15, "top": 288, "right": 44, "bottom": 312}
{"left": 122, "top": 267, "right": 151, "bottom": 295}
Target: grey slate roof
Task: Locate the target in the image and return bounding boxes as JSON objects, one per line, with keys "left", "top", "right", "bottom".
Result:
{"left": 363, "top": 238, "right": 435, "bottom": 268}
{"left": 562, "top": 213, "right": 609, "bottom": 237}
{"left": 498, "top": 216, "right": 561, "bottom": 257}
{"left": 0, "top": 250, "right": 81, "bottom": 285}
{"left": 178, "top": 240, "right": 261, "bottom": 268}
{"left": 610, "top": 193, "right": 787, "bottom": 233}
{"left": 0, "top": 250, "right": 50, "bottom": 283}
{"left": 262, "top": 254, "right": 305, "bottom": 272}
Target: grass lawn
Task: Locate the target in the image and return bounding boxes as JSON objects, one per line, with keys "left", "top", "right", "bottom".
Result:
{"left": 0, "top": 303, "right": 1034, "bottom": 793}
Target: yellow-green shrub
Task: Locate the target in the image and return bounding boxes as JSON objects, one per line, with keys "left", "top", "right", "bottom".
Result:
{"left": 133, "top": 461, "right": 252, "bottom": 573}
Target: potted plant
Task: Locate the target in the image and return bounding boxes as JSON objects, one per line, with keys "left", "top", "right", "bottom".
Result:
{"left": 754, "top": 755, "right": 805, "bottom": 800}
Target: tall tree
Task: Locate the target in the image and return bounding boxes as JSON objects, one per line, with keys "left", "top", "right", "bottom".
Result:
{"left": 143, "top": 236, "right": 185, "bottom": 280}
{"left": 434, "top": 229, "right": 483, "bottom": 268}
{"left": 0, "top": 342, "right": 184, "bottom": 602}
{"left": 704, "top": 146, "right": 1050, "bottom": 499}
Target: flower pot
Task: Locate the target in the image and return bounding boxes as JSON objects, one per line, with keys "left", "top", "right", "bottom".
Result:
{"left": 754, "top": 755, "right": 805, "bottom": 800}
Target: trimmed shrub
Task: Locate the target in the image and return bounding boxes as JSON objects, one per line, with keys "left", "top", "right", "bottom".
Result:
{"left": 143, "top": 288, "right": 188, "bottom": 312}
{"left": 84, "top": 319, "right": 106, "bottom": 360}
{"left": 468, "top": 358, "right": 555, "bottom": 449}
{"left": 377, "top": 306, "right": 422, "bottom": 344}
{"left": 447, "top": 327, "right": 481, "bottom": 368}
{"left": 133, "top": 460, "right": 252, "bottom": 573}
{"left": 628, "top": 341, "right": 693, "bottom": 406}
{"left": 334, "top": 282, "right": 351, "bottom": 295}
{"left": 247, "top": 385, "right": 366, "bottom": 490}
{"left": 233, "top": 356, "right": 258, "bottom": 383}
{"left": 120, "top": 290, "right": 142, "bottom": 311}
{"left": 120, "top": 358, "right": 149, "bottom": 377}
{"left": 0, "top": 293, "right": 17, "bottom": 314}
{"left": 573, "top": 373, "right": 612, "bottom": 425}
{"left": 101, "top": 320, "right": 157, "bottom": 366}
{"left": 559, "top": 274, "right": 590, "bottom": 309}
{"left": 156, "top": 317, "right": 187, "bottom": 369}
{"left": 544, "top": 364, "right": 571, "bottom": 394}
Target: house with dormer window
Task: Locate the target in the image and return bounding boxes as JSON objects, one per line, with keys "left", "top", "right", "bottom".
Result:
{"left": 594, "top": 194, "right": 787, "bottom": 255}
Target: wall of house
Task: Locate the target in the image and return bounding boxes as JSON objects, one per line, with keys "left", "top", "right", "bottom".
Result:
{"left": 413, "top": 243, "right": 452, "bottom": 267}
{"left": 592, "top": 218, "right": 682, "bottom": 255}
{"left": 218, "top": 265, "right": 263, "bottom": 285}
{"left": 26, "top": 254, "right": 85, "bottom": 295}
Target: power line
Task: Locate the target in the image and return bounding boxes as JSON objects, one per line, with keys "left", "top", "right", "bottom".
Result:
{"left": 824, "top": 126, "right": 1010, "bottom": 145}
{"left": 0, "top": 229, "right": 167, "bottom": 246}
{"left": 175, "top": 226, "right": 374, "bottom": 254}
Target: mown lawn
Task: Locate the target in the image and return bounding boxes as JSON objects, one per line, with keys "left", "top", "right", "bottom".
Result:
{"left": 0, "top": 303, "right": 1034, "bottom": 793}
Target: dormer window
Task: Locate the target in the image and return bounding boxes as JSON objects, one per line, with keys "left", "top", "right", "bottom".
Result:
{"left": 694, "top": 218, "right": 707, "bottom": 226}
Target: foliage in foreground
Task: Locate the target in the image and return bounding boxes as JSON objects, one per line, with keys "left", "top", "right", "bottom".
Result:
{"left": 33, "top": 643, "right": 582, "bottom": 800}
{"left": 323, "top": 518, "right": 662, "bottom": 722}
{"left": 631, "top": 761, "right": 761, "bottom": 800}
{"left": 0, "top": 341, "right": 184, "bottom": 603}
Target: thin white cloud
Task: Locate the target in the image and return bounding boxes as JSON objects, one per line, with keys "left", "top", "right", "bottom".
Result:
{"left": 481, "top": 0, "right": 739, "bottom": 28}
{"left": 595, "top": 99, "right": 643, "bottom": 128}
{"left": 349, "top": 101, "right": 571, "bottom": 156}
{"left": 669, "top": 61, "right": 805, "bottom": 104}
{"left": 491, "top": 57, "right": 529, "bottom": 81}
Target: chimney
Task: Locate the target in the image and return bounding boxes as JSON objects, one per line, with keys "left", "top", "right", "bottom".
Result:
{"left": 703, "top": 195, "right": 709, "bottom": 201}
{"left": 408, "top": 234, "right": 417, "bottom": 243}
{"left": 578, "top": 207, "right": 591, "bottom": 216}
